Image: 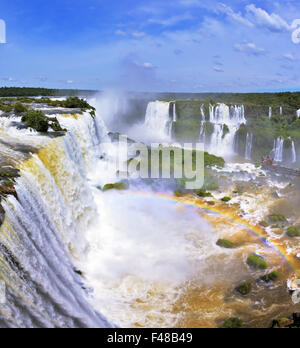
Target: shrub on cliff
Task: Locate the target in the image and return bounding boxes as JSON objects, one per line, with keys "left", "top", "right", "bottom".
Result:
{"left": 14, "top": 102, "right": 27, "bottom": 114}
{"left": 22, "top": 110, "right": 49, "bottom": 132}
{"left": 61, "top": 97, "right": 94, "bottom": 110}
{"left": 0, "top": 103, "right": 13, "bottom": 113}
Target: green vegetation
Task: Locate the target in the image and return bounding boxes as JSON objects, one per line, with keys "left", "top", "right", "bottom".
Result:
{"left": 103, "top": 182, "right": 129, "bottom": 191}
{"left": 0, "top": 102, "right": 13, "bottom": 113}
{"left": 221, "top": 197, "right": 231, "bottom": 202}
{"left": 22, "top": 110, "right": 65, "bottom": 133}
{"left": 247, "top": 254, "right": 268, "bottom": 270}
{"left": 204, "top": 152, "right": 225, "bottom": 168}
{"left": 0, "top": 87, "right": 96, "bottom": 97}
{"left": 222, "top": 124, "right": 230, "bottom": 138}
{"left": 221, "top": 318, "right": 243, "bottom": 329}
{"left": 48, "top": 96, "right": 95, "bottom": 110}
{"left": 236, "top": 281, "right": 253, "bottom": 296}
{"left": 22, "top": 110, "right": 50, "bottom": 132}
{"left": 14, "top": 102, "right": 27, "bottom": 114}
{"left": 268, "top": 214, "right": 286, "bottom": 223}
{"left": 261, "top": 271, "right": 280, "bottom": 283}
{"left": 287, "top": 226, "right": 300, "bottom": 238}
{"left": 2, "top": 180, "right": 13, "bottom": 187}
{"left": 216, "top": 239, "right": 235, "bottom": 249}
{"left": 195, "top": 189, "right": 212, "bottom": 197}
{"left": 174, "top": 190, "right": 185, "bottom": 197}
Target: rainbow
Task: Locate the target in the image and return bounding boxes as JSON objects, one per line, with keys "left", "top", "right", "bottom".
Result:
{"left": 124, "top": 190, "right": 300, "bottom": 274}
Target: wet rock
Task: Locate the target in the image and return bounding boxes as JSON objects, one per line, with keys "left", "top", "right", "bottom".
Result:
{"left": 271, "top": 318, "right": 294, "bottom": 328}
{"left": 0, "top": 203, "right": 4, "bottom": 225}
{"left": 293, "top": 313, "right": 300, "bottom": 326}
{"left": 74, "top": 269, "right": 83, "bottom": 276}
{"left": 259, "top": 221, "right": 269, "bottom": 228}
{"left": 271, "top": 191, "right": 280, "bottom": 199}
{"left": 0, "top": 185, "right": 17, "bottom": 198}
{"left": 0, "top": 167, "right": 19, "bottom": 178}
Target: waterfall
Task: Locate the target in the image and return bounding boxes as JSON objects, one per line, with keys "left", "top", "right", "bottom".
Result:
{"left": 297, "top": 109, "right": 300, "bottom": 118}
{"left": 199, "top": 104, "right": 206, "bottom": 140}
{"left": 0, "top": 112, "right": 112, "bottom": 328}
{"left": 280, "top": 107, "right": 283, "bottom": 115}
{"left": 269, "top": 107, "right": 272, "bottom": 118}
{"left": 272, "top": 137, "right": 284, "bottom": 162}
{"left": 172, "top": 102, "right": 177, "bottom": 122}
{"left": 208, "top": 104, "right": 246, "bottom": 157}
{"left": 245, "top": 133, "right": 253, "bottom": 160}
{"left": 292, "top": 140, "right": 297, "bottom": 163}
{"left": 145, "top": 101, "right": 172, "bottom": 139}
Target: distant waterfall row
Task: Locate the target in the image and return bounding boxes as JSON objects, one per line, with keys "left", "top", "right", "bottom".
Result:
{"left": 143, "top": 101, "right": 298, "bottom": 164}
{"left": 271, "top": 137, "right": 297, "bottom": 163}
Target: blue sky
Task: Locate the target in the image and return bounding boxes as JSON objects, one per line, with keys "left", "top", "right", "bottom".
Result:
{"left": 0, "top": 0, "right": 300, "bottom": 92}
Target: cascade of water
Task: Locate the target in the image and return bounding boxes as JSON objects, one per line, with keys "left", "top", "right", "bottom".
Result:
{"left": 199, "top": 104, "right": 206, "bottom": 140}
{"left": 208, "top": 104, "right": 246, "bottom": 157}
{"left": 291, "top": 140, "right": 297, "bottom": 163}
{"left": 145, "top": 101, "right": 172, "bottom": 140}
{"left": 280, "top": 107, "right": 283, "bottom": 115}
{"left": 209, "top": 104, "right": 215, "bottom": 122}
{"left": 0, "top": 112, "right": 112, "bottom": 328}
{"left": 245, "top": 133, "right": 253, "bottom": 160}
{"left": 172, "top": 102, "right": 177, "bottom": 122}
{"left": 269, "top": 107, "right": 272, "bottom": 119}
{"left": 272, "top": 137, "right": 284, "bottom": 162}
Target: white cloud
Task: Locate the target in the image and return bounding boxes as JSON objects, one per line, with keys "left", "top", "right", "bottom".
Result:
{"left": 1, "top": 77, "right": 16, "bottom": 82}
{"left": 234, "top": 42, "right": 266, "bottom": 56}
{"left": 283, "top": 53, "right": 296, "bottom": 61}
{"left": 142, "top": 62, "right": 155, "bottom": 69}
{"left": 115, "top": 29, "right": 146, "bottom": 38}
{"left": 133, "top": 61, "right": 155, "bottom": 69}
{"left": 179, "top": 0, "right": 202, "bottom": 6}
{"left": 217, "top": 3, "right": 253, "bottom": 27}
{"left": 148, "top": 13, "right": 193, "bottom": 27}
{"left": 246, "top": 4, "right": 291, "bottom": 32}
{"left": 115, "top": 30, "right": 127, "bottom": 36}
{"left": 131, "top": 31, "right": 146, "bottom": 38}
{"left": 67, "top": 80, "right": 74, "bottom": 84}
{"left": 213, "top": 66, "right": 224, "bottom": 73}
